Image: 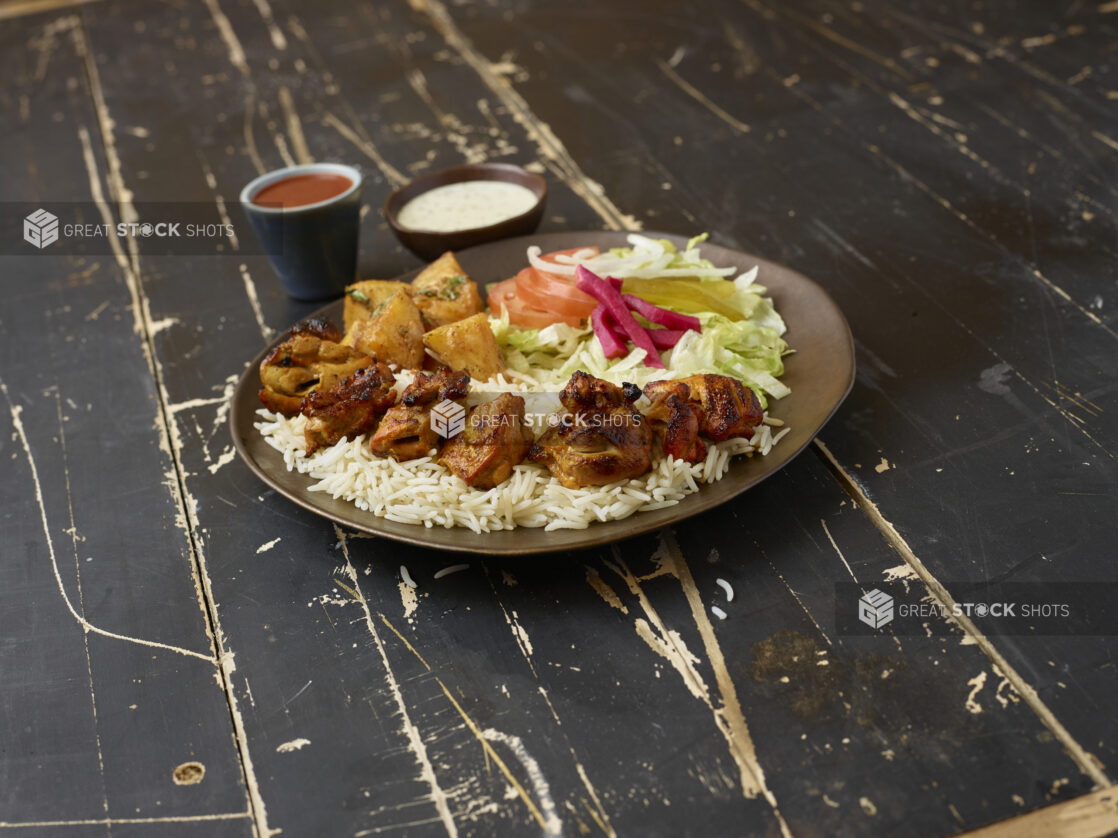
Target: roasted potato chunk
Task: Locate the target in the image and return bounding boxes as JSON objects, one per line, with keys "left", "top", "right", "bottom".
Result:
{"left": 410, "top": 252, "right": 483, "bottom": 329}
{"left": 342, "top": 291, "right": 425, "bottom": 369}
{"left": 343, "top": 280, "right": 410, "bottom": 333}
{"left": 422, "top": 312, "right": 504, "bottom": 381}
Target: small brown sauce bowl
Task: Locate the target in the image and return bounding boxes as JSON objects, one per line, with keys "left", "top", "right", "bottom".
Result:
{"left": 384, "top": 163, "right": 547, "bottom": 261}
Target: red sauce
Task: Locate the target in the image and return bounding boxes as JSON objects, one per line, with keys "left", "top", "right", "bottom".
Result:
{"left": 253, "top": 173, "right": 353, "bottom": 208}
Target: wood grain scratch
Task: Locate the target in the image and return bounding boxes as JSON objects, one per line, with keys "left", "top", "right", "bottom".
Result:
{"left": 238, "top": 263, "right": 275, "bottom": 341}
{"left": 813, "top": 439, "right": 1110, "bottom": 788}
{"left": 657, "top": 535, "right": 794, "bottom": 836}
{"left": 585, "top": 567, "right": 628, "bottom": 614}
{"left": 1091, "top": 131, "right": 1118, "bottom": 154}
{"left": 251, "top": 0, "right": 287, "bottom": 51}
{"left": 244, "top": 92, "right": 267, "bottom": 175}
{"left": 952, "top": 786, "right": 1118, "bottom": 837}
{"left": 480, "top": 729, "right": 562, "bottom": 834}
{"left": 203, "top": 0, "right": 250, "bottom": 76}
{"left": 322, "top": 111, "right": 407, "bottom": 186}
{"left": 656, "top": 59, "right": 751, "bottom": 134}
{"left": 605, "top": 544, "right": 792, "bottom": 838}
{"left": 335, "top": 527, "right": 458, "bottom": 838}
{"left": 0, "top": 0, "right": 100, "bottom": 21}
{"left": 409, "top": 0, "right": 641, "bottom": 231}
{"left": 2, "top": 380, "right": 212, "bottom": 663}
{"left": 54, "top": 391, "right": 110, "bottom": 821}
{"left": 784, "top": 75, "right": 1118, "bottom": 342}
{"left": 754, "top": 0, "right": 914, "bottom": 81}
{"left": 407, "top": 67, "right": 451, "bottom": 127}
{"left": 277, "top": 85, "right": 313, "bottom": 164}
{"left": 484, "top": 569, "right": 616, "bottom": 835}
{"left": 72, "top": 19, "right": 136, "bottom": 236}
{"left": 820, "top": 518, "right": 860, "bottom": 585}
{"left": 198, "top": 155, "right": 241, "bottom": 251}
{"left": 374, "top": 606, "right": 554, "bottom": 833}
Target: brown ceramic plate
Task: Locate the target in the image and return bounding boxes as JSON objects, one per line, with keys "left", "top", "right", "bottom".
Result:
{"left": 230, "top": 231, "right": 854, "bottom": 555}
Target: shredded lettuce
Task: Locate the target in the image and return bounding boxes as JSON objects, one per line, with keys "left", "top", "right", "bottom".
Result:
{"left": 490, "top": 234, "right": 791, "bottom": 406}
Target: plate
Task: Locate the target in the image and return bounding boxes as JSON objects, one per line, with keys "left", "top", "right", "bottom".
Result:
{"left": 230, "top": 231, "right": 854, "bottom": 555}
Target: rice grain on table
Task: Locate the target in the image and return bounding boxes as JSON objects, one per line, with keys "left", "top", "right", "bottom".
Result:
{"left": 254, "top": 408, "right": 789, "bottom": 531}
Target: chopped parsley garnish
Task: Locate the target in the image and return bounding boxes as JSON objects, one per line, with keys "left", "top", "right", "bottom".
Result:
{"left": 348, "top": 288, "right": 370, "bottom": 304}
{"left": 440, "top": 276, "right": 466, "bottom": 300}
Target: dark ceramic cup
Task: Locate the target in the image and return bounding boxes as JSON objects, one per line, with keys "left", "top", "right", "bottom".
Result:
{"left": 240, "top": 163, "right": 363, "bottom": 300}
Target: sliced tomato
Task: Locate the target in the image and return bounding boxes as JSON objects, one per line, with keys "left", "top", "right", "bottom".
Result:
{"left": 486, "top": 247, "right": 604, "bottom": 329}
{"left": 514, "top": 268, "right": 597, "bottom": 318}
{"left": 487, "top": 276, "right": 583, "bottom": 329}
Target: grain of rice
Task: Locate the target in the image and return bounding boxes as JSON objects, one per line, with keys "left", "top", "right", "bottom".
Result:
{"left": 715, "top": 578, "right": 734, "bottom": 602}
{"left": 399, "top": 565, "right": 417, "bottom": 588}
{"left": 254, "top": 408, "right": 790, "bottom": 531}
{"left": 711, "top": 605, "right": 728, "bottom": 620}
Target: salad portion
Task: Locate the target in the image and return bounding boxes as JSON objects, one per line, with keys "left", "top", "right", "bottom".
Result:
{"left": 487, "top": 234, "right": 791, "bottom": 406}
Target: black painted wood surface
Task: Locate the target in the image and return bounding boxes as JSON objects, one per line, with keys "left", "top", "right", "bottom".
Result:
{"left": 1, "top": 1, "right": 1115, "bottom": 836}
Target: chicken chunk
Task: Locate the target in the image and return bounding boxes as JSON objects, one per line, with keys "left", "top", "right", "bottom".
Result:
{"left": 366, "top": 404, "right": 439, "bottom": 461}
{"left": 300, "top": 363, "right": 397, "bottom": 456}
{"left": 439, "top": 394, "right": 534, "bottom": 488}
{"left": 259, "top": 334, "right": 370, "bottom": 416}
{"left": 367, "top": 368, "right": 470, "bottom": 461}
{"left": 400, "top": 367, "right": 470, "bottom": 406}
{"left": 644, "top": 374, "right": 762, "bottom": 442}
{"left": 640, "top": 380, "right": 707, "bottom": 463}
{"left": 529, "top": 371, "right": 652, "bottom": 489}
{"left": 289, "top": 315, "right": 342, "bottom": 343}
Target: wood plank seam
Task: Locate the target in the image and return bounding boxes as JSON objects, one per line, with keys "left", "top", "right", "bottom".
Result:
{"left": 812, "top": 438, "right": 1112, "bottom": 790}
{"left": 0, "top": 812, "right": 252, "bottom": 829}
{"left": 71, "top": 12, "right": 274, "bottom": 834}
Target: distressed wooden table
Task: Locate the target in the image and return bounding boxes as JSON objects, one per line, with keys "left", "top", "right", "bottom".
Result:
{"left": 2, "top": 0, "right": 1116, "bottom": 836}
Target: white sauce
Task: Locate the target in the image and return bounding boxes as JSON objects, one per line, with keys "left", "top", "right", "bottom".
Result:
{"left": 396, "top": 181, "right": 538, "bottom": 232}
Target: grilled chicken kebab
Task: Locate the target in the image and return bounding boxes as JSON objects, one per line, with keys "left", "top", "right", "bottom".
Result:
{"left": 439, "top": 393, "right": 534, "bottom": 489}
{"left": 368, "top": 367, "right": 470, "bottom": 461}
{"left": 528, "top": 371, "right": 653, "bottom": 489}
{"left": 260, "top": 318, "right": 765, "bottom": 489}
{"left": 301, "top": 363, "right": 397, "bottom": 456}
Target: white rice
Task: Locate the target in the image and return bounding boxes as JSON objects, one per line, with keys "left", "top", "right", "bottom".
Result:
{"left": 433, "top": 564, "right": 470, "bottom": 579}
{"left": 716, "top": 578, "right": 734, "bottom": 602}
{"left": 255, "top": 408, "right": 788, "bottom": 532}
{"left": 711, "top": 605, "right": 728, "bottom": 621}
